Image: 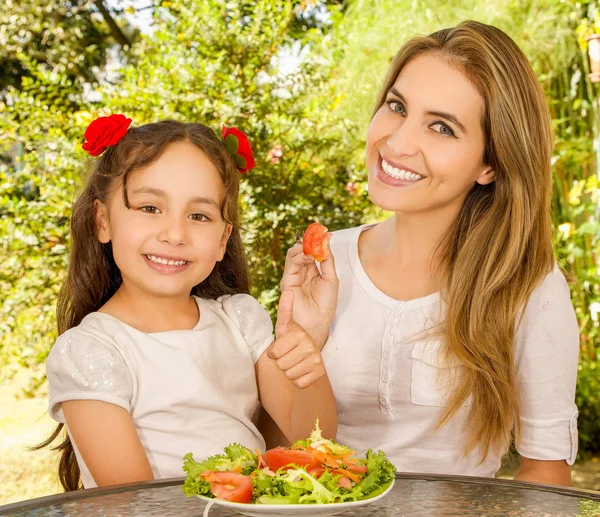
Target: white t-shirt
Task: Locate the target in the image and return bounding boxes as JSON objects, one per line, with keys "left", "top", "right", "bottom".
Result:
{"left": 322, "top": 224, "right": 579, "bottom": 477}
{"left": 46, "top": 294, "right": 273, "bottom": 488}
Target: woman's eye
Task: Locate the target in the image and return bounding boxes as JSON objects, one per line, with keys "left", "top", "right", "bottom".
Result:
{"left": 431, "top": 122, "right": 456, "bottom": 137}
{"left": 386, "top": 100, "right": 406, "bottom": 115}
{"left": 189, "top": 213, "right": 209, "bottom": 222}
{"left": 140, "top": 206, "right": 160, "bottom": 214}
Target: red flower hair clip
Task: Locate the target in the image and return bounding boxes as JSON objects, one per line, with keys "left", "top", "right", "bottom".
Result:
{"left": 221, "top": 125, "right": 255, "bottom": 174}
{"left": 82, "top": 114, "right": 132, "bottom": 156}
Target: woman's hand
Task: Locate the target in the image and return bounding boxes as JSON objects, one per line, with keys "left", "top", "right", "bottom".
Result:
{"left": 279, "top": 238, "right": 338, "bottom": 349}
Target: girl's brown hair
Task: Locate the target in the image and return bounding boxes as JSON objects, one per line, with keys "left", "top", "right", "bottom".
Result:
{"left": 39, "top": 120, "right": 250, "bottom": 490}
{"left": 372, "top": 21, "right": 555, "bottom": 460}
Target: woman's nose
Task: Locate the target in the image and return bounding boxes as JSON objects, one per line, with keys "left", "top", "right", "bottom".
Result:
{"left": 386, "top": 118, "right": 420, "bottom": 157}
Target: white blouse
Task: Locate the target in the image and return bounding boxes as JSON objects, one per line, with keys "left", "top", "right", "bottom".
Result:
{"left": 46, "top": 294, "right": 273, "bottom": 488}
{"left": 322, "top": 224, "right": 579, "bottom": 477}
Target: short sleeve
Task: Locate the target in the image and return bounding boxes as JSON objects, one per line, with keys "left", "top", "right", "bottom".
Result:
{"left": 220, "top": 294, "right": 274, "bottom": 363}
{"left": 46, "top": 329, "right": 133, "bottom": 422}
{"left": 514, "top": 266, "right": 580, "bottom": 464}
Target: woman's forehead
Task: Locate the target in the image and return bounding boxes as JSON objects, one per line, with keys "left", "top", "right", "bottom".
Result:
{"left": 391, "top": 54, "right": 485, "bottom": 125}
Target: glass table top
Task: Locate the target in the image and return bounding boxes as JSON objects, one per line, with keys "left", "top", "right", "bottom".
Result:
{"left": 1, "top": 473, "right": 599, "bottom": 517}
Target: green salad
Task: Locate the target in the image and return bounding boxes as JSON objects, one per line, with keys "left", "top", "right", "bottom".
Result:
{"left": 182, "top": 422, "right": 396, "bottom": 505}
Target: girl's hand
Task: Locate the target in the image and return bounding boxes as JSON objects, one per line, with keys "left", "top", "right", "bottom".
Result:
{"left": 279, "top": 237, "right": 338, "bottom": 349}
{"left": 268, "top": 290, "right": 325, "bottom": 389}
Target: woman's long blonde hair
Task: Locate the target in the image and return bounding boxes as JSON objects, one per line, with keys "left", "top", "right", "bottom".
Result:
{"left": 373, "top": 21, "right": 555, "bottom": 460}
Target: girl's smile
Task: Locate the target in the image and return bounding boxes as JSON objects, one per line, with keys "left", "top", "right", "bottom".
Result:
{"left": 143, "top": 253, "right": 192, "bottom": 273}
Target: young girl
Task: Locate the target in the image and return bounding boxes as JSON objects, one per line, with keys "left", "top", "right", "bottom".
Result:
{"left": 278, "top": 21, "right": 579, "bottom": 486}
{"left": 43, "top": 118, "right": 337, "bottom": 490}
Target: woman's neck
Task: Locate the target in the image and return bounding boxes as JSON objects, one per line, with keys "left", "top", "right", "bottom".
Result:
{"left": 359, "top": 210, "right": 456, "bottom": 301}
{"left": 98, "top": 286, "right": 200, "bottom": 333}
{"left": 389, "top": 210, "right": 454, "bottom": 268}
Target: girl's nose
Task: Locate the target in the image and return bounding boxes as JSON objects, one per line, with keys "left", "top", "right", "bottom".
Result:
{"left": 158, "top": 215, "right": 186, "bottom": 246}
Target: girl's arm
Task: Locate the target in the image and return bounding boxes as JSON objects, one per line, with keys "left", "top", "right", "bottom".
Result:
{"left": 62, "top": 400, "right": 153, "bottom": 486}
{"left": 255, "top": 290, "right": 337, "bottom": 442}
{"left": 514, "top": 457, "right": 571, "bottom": 486}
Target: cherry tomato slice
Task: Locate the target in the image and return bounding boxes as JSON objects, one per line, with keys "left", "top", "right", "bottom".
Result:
{"left": 307, "top": 466, "right": 326, "bottom": 478}
{"left": 302, "top": 222, "right": 329, "bottom": 262}
{"left": 346, "top": 463, "right": 368, "bottom": 474}
{"left": 264, "top": 447, "right": 320, "bottom": 472}
{"left": 207, "top": 472, "right": 253, "bottom": 503}
{"left": 337, "top": 475, "right": 353, "bottom": 490}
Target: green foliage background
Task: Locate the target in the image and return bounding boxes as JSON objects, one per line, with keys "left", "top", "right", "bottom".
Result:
{"left": 1, "top": 0, "right": 599, "bottom": 458}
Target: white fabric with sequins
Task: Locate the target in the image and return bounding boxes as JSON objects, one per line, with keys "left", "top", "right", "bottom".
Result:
{"left": 46, "top": 294, "right": 273, "bottom": 488}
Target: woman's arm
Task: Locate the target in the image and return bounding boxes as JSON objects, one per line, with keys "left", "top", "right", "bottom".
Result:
{"left": 513, "top": 268, "right": 579, "bottom": 487}
{"left": 255, "top": 290, "right": 337, "bottom": 442}
{"left": 514, "top": 457, "right": 571, "bottom": 486}
{"left": 62, "top": 400, "right": 153, "bottom": 486}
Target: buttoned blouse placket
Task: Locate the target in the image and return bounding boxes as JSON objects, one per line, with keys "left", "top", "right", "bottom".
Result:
{"left": 378, "top": 300, "right": 405, "bottom": 417}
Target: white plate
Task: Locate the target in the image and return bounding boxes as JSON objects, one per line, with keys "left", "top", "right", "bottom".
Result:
{"left": 197, "top": 479, "right": 394, "bottom": 517}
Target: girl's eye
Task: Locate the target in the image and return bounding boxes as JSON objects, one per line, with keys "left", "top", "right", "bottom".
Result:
{"left": 431, "top": 122, "right": 456, "bottom": 137}
{"left": 386, "top": 100, "right": 406, "bottom": 115}
{"left": 140, "top": 206, "right": 160, "bottom": 214}
{"left": 189, "top": 213, "right": 209, "bottom": 222}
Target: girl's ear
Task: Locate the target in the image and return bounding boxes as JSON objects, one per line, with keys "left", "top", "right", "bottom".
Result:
{"left": 217, "top": 223, "right": 233, "bottom": 261}
{"left": 476, "top": 165, "right": 496, "bottom": 186}
{"left": 95, "top": 200, "right": 111, "bottom": 243}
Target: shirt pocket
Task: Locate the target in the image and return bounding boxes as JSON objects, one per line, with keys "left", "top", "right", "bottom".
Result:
{"left": 410, "top": 340, "right": 472, "bottom": 407}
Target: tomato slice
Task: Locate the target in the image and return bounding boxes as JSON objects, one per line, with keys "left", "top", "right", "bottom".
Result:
{"left": 206, "top": 472, "right": 253, "bottom": 503}
{"left": 346, "top": 463, "right": 368, "bottom": 474}
{"left": 302, "top": 222, "right": 330, "bottom": 262}
{"left": 307, "top": 466, "right": 326, "bottom": 478}
{"left": 264, "top": 447, "right": 320, "bottom": 472}
{"left": 337, "top": 475, "right": 353, "bottom": 490}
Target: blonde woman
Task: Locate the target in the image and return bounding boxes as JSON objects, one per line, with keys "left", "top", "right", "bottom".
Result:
{"left": 278, "top": 21, "right": 579, "bottom": 485}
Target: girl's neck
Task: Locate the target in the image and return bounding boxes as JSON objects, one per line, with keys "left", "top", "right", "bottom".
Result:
{"left": 99, "top": 286, "right": 200, "bottom": 333}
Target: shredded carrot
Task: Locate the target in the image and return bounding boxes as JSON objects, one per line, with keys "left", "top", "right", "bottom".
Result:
{"left": 333, "top": 469, "right": 362, "bottom": 483}
{"left": 255, "top": 448, "right": 265, "bottom": 468}
{"left": 342, "top": 452, "right": 359, "bottom": 464}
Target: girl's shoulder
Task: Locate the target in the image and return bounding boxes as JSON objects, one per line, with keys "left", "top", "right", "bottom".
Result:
{"left": 46, "top": 321, "right": 133, "bottom": 422}
{"left": 47, "top": 313, "right": 132, "bottom": 382}
{"left": 53, "top": 312, "right": 124, "bottom": 350}
{"left": 207, "top": 294, "right": 273, "bottom": 363}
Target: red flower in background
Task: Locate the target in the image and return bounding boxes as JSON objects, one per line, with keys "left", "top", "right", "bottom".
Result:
{"left": 221, "top": 125, "right": 255, "bottom": 173}
{"left": 82, "top": 114, "right": 132, "bottom": 156}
